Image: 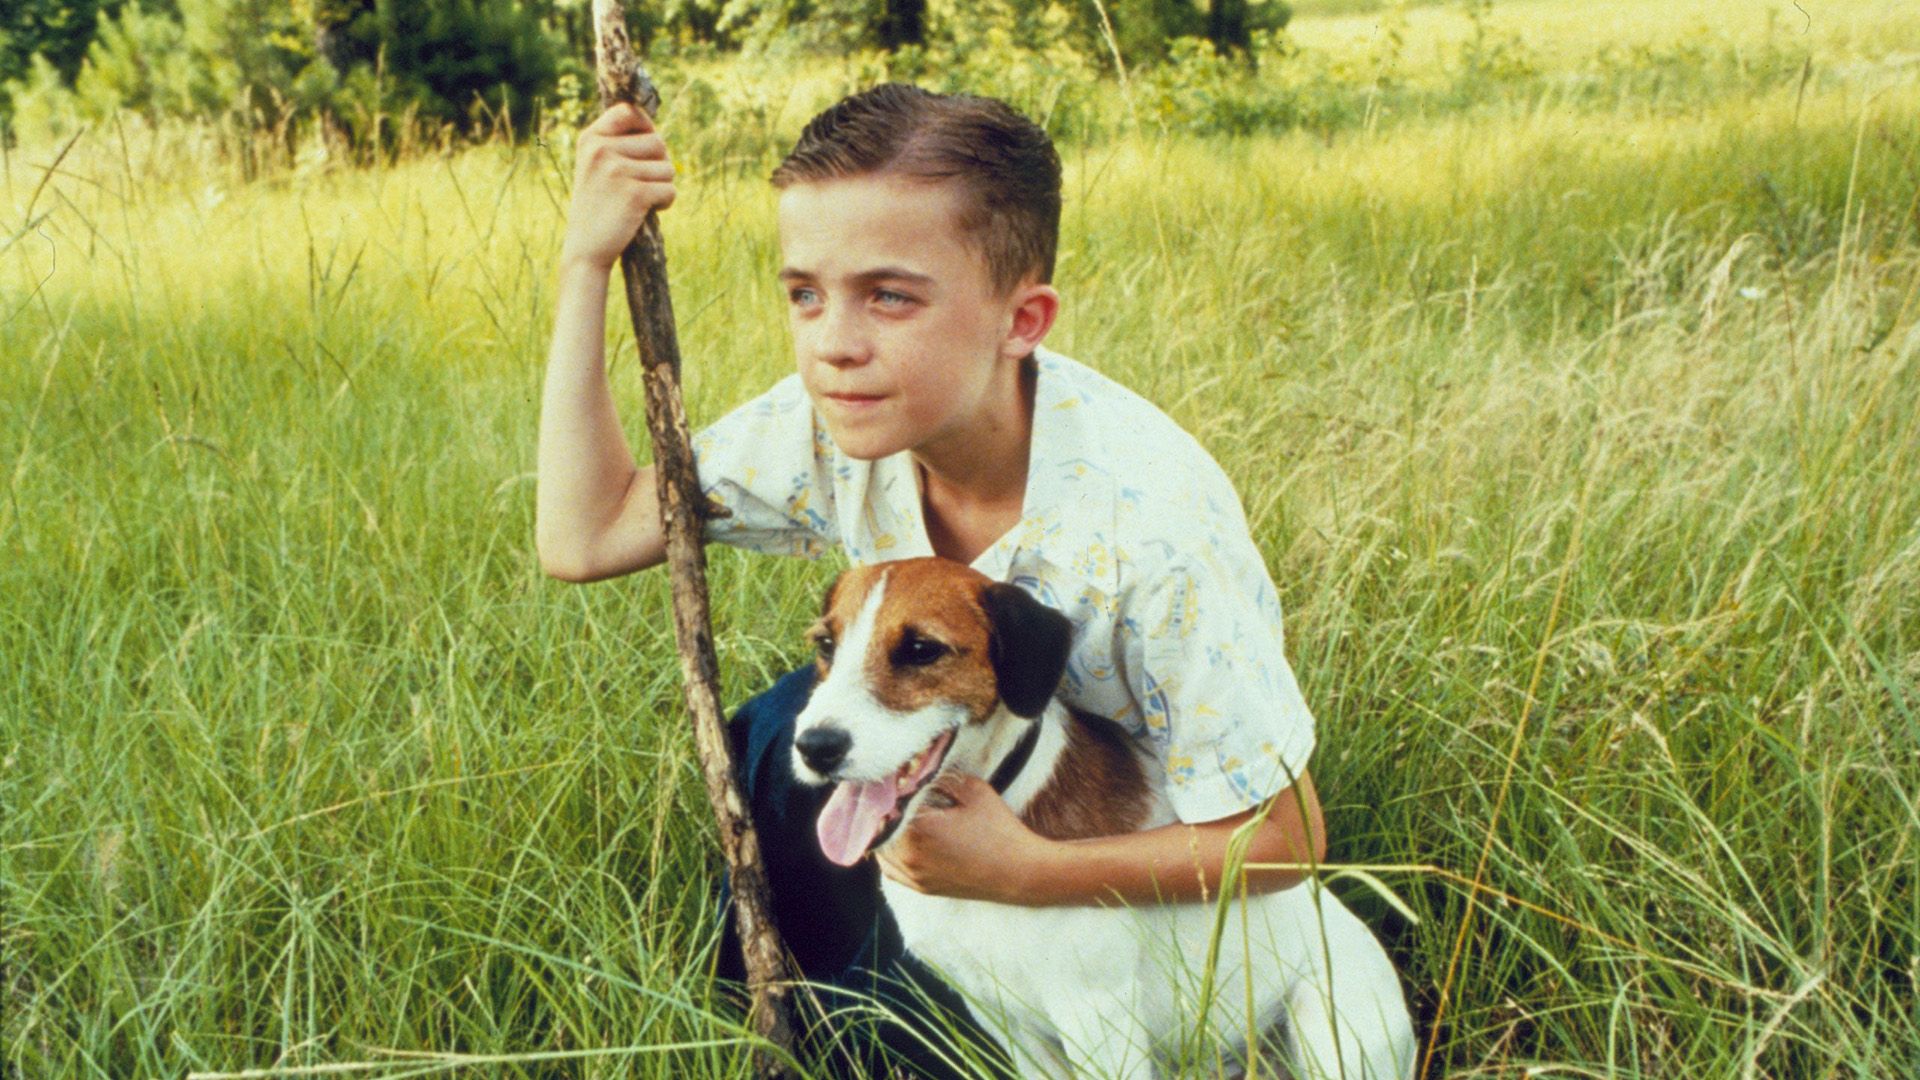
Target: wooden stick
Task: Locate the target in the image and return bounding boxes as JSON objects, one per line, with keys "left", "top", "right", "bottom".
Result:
{"left": 589, "top": 5, "right": 798, "bottom": 1074}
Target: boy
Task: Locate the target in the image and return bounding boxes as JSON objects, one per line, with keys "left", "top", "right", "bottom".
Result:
{"left": 537, "top": 83, "right": 1328, "bottom": 1071}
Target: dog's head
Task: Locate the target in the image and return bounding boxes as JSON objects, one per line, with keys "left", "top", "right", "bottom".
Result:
{"left": 792, "top": 557, "right": 1072, "bottom": 867}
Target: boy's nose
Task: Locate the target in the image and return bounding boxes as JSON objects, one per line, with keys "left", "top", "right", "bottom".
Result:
{"left": 810, "top": 305, "right": 872, "bottom": 367}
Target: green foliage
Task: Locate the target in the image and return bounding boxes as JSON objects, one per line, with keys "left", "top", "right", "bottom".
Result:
{"left": 1, "top": 0, "right": 1304, "bottom": 150}
{"left": 1105, "top": 0, "right": 1207, "bottom": 62}
{"left": 689, "top": 0, "right": 1291, "bottom": 71}
{"left": 715, "top": 0, "right": 888, "bottom": 56}
{"left": 0, "top": 0, "right": 120, "bottom": 135}
{"left": 914, "top": 0, "right": 1291, "bottom": 68}
{"left": 630, "top": 0, "right": 733, "bottom": 50}
{"left": 0, "top": 0, "right": 124, "bottom": 85}
{"left": 73, "top": 0, "right": 219, "bottom": 121}
{"left": 17, "top": 0, "right": 313, "bottom": 131}
{"left": 2, "top": 0, "right": 562, "bottom": 151}
{"left": 868, "top": 1, "right": 1105, "bottom": 132}
{"left": 322, "top": 0, "right": 560, "bottom": 139}
{"left": 1452, "top": 0, "right": 1535, "bottom": 89}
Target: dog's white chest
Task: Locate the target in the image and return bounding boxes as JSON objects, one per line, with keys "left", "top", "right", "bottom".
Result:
{"left": 885, "top": 884, "right": 1142, "bottom": 997}
{"left": 882, "top": 881, "right": 1169, "bottom": 1064}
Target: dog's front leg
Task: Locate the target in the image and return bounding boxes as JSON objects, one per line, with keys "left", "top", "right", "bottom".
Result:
{"left": 999, "top": 1022, "right": 1076, "bottom": 1080}
{"left": 1051, "top": 995, "right": 1158, "bottom": 1080}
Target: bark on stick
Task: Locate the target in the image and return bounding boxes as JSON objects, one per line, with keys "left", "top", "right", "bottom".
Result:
{"left": 589, "top": 4, "right": 798, "bottom": 1073}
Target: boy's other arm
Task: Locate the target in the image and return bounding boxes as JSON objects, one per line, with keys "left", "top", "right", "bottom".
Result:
{"left": 536, "top": 104, "right": 677, "bottom": 583}
{"left": 881, "top": 769, "right": 1327, "bottom": 906}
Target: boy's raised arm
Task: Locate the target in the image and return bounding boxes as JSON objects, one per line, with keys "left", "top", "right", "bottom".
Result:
{"left": 536, "top": 104, "right": 678, "bottom": 582}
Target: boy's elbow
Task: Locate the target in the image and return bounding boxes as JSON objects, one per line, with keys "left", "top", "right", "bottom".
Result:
{"left": 539, "top": 552, "right": 593, "bottom": 583}
{"left": 1260, "top": 770, "right": 1326, "bottom": 867}
{"left": 536, "top": 532, "right": 598, "bottom": 583}
{"left": 1299, "top": 770, "right": 1328, "bottom": 865}
{"left": 536, "top": 528, "right": 666, "bottom": 582}
{"left": 1262, "top": 805, "right": 1325, "bottom": 868}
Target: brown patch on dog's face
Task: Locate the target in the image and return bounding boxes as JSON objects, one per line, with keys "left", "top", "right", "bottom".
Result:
{"left": 813, "top": 559, "right": 1003, "bottom": 723}
{"left": 1021, "top": 710, "right": 1152, "bottom": 841}
{"left": 806, "top": 569, "right": 861, "bottom": 680}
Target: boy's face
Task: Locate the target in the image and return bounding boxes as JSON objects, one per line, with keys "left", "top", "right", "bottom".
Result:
{"left": 776, "top": 173, "right": 1049, "bottom": 464}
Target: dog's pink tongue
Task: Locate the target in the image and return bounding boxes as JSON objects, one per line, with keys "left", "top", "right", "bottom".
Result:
{"left": 817, "top": 776, "right": 899, "bottom": 867}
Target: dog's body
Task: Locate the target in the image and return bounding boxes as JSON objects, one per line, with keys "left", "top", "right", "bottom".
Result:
{"left": 793, "top": 557, "right": 1415, "bottom": 1080}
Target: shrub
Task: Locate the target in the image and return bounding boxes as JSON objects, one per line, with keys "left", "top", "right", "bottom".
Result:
{"left": 322, "top": 0, "right": 560, "bottom": 139}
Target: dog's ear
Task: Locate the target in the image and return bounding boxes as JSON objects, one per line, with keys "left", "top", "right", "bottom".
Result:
{"left": 981, "top": 582, "right": 1073, "bottom": 719}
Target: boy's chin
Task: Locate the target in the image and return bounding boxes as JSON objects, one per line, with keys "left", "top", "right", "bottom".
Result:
{"left": 819, "top": 424, "right": 908, "bottom": 462}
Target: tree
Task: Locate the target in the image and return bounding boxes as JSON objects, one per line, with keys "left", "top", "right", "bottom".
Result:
{"left": 2, "top": 0, "right": 129, "bottom": 86}
{"left": 1, "top": 0, "right": 129, "bottom": 132}
{"left": 320, "top": 0, "right": 558, "bottom": 137}
{"left": 1215, "top": 0, "right": 1290, "bottom": 60}
{"left": 876, "top": 0, "right": 923, "bottom": 49}
{"left": 1208, "top": 0, "right": 1251, "bottom": 56}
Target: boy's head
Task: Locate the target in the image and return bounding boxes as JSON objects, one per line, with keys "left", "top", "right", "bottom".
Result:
{"left": 770, "top": 84, "right": 1062, "bottom": 468}
{"left": 771, "top": 83, "right": 1061, "bottom": 296}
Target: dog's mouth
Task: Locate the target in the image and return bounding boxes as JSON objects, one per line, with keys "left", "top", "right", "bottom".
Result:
{"left": 815, "top": 729, "right": 955, "bottom": 867}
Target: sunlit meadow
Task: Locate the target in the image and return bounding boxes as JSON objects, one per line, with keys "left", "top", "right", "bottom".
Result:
{"left": 4, "top": 0, "right": 1918, "bottom": 1075}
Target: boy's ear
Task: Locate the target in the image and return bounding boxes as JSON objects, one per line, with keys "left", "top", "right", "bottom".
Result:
{"left": 1000, "top": 282, "right": 1059, "bottom": 362}
{"left": 980, "top": 582, "right": 1072, "bottom": 718}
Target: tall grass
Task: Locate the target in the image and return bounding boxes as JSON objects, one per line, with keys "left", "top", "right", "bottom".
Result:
{"left": 4, "top": 8, "right": 1918, "bottom": 1077}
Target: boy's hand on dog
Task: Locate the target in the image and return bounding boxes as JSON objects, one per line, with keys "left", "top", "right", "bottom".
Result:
{"left": 878, "top": 774, "right": 1047, "bottom": 902}
{"left": 562, "top": 103, "right": 677, "bottom": 273}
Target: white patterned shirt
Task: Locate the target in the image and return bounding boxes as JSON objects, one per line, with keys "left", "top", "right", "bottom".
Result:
{"left": 691, "top": 346, "right": 1317, "bottom": 823}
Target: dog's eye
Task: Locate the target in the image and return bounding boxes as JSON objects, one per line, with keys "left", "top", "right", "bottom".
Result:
{"left": 891, "top": 631, "right": 950, "bottom": 668}
{"left": 814, "top": 634, "right": 836, "bottom": 664}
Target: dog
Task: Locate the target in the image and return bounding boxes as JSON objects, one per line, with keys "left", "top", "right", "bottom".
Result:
{"left": 790, "top": 556, "right": 1415, "bottom": 1080}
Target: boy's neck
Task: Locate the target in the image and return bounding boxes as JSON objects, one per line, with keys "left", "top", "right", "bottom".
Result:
{"left": 913, "top": 357, "right": 1037, "bottom": 566}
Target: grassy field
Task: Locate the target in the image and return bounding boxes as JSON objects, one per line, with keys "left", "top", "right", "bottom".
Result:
{"left": 5, "top": 0, "right": 1919, "bottom": 1076}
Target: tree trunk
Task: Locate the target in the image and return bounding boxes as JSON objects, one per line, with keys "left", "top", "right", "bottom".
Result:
{"left": 1208, "top": 0, "right": 1253, "bottom": 59}
{"left": 877, "top": 0, "right": 925, "bottom": 49}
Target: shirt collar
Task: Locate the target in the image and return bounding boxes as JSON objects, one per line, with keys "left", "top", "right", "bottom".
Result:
{"left": 971, "top": 347, "right": 1121, "bottom": 592}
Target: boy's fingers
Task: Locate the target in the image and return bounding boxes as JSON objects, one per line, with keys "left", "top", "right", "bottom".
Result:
{"left": 610, "top": 133, "right": 668, "bottom": 162}
{"left": 926, "top": 773, "right": 984, "bottom": 807}
{"left": 621, "top": 158, "right": 675, "bottom": 183}
{"left": 582, "top": 132, "right": 668, "bottom": 166}
{"left": 619, "top": 180, "right": 675, "bottom": 214}
{"left": 591, "top": 101, "right": 655, "bottom": 135}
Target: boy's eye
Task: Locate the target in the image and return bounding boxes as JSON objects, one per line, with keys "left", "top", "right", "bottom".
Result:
{"left": 788, "top": 286, "right": 821, "bottom": 307}
{"left": 874, "top": 289, "right": 914, "bottom": 308}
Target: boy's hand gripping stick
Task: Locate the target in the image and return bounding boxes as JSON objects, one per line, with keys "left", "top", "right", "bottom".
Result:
{"left": 591, "top": 4, "right": 798, "bottom": 1074}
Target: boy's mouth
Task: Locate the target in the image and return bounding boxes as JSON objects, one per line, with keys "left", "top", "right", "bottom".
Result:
{"left": 815, "top": 729, "right": 954, "bottom": 867}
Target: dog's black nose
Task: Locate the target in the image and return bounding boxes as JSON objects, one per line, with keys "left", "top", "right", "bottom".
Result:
{"left": 795, "top": 726, "right": 852, "bottom": 774}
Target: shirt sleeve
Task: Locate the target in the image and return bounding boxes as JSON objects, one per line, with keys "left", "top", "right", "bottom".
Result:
{"left": 1122, "top": 548, "right": 1318, "bottom": 824}
{"left": 689, "top": 374, "right": 838, "bottom": 558}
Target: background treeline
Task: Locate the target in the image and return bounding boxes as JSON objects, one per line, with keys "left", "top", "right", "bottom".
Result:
{"left": 0, "top": 0, "right": 1290, "bottom": 151}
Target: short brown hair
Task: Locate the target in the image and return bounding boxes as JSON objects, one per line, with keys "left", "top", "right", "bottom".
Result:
{"left": 771, "top": 83, "right": 1062, "bottom": 295}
